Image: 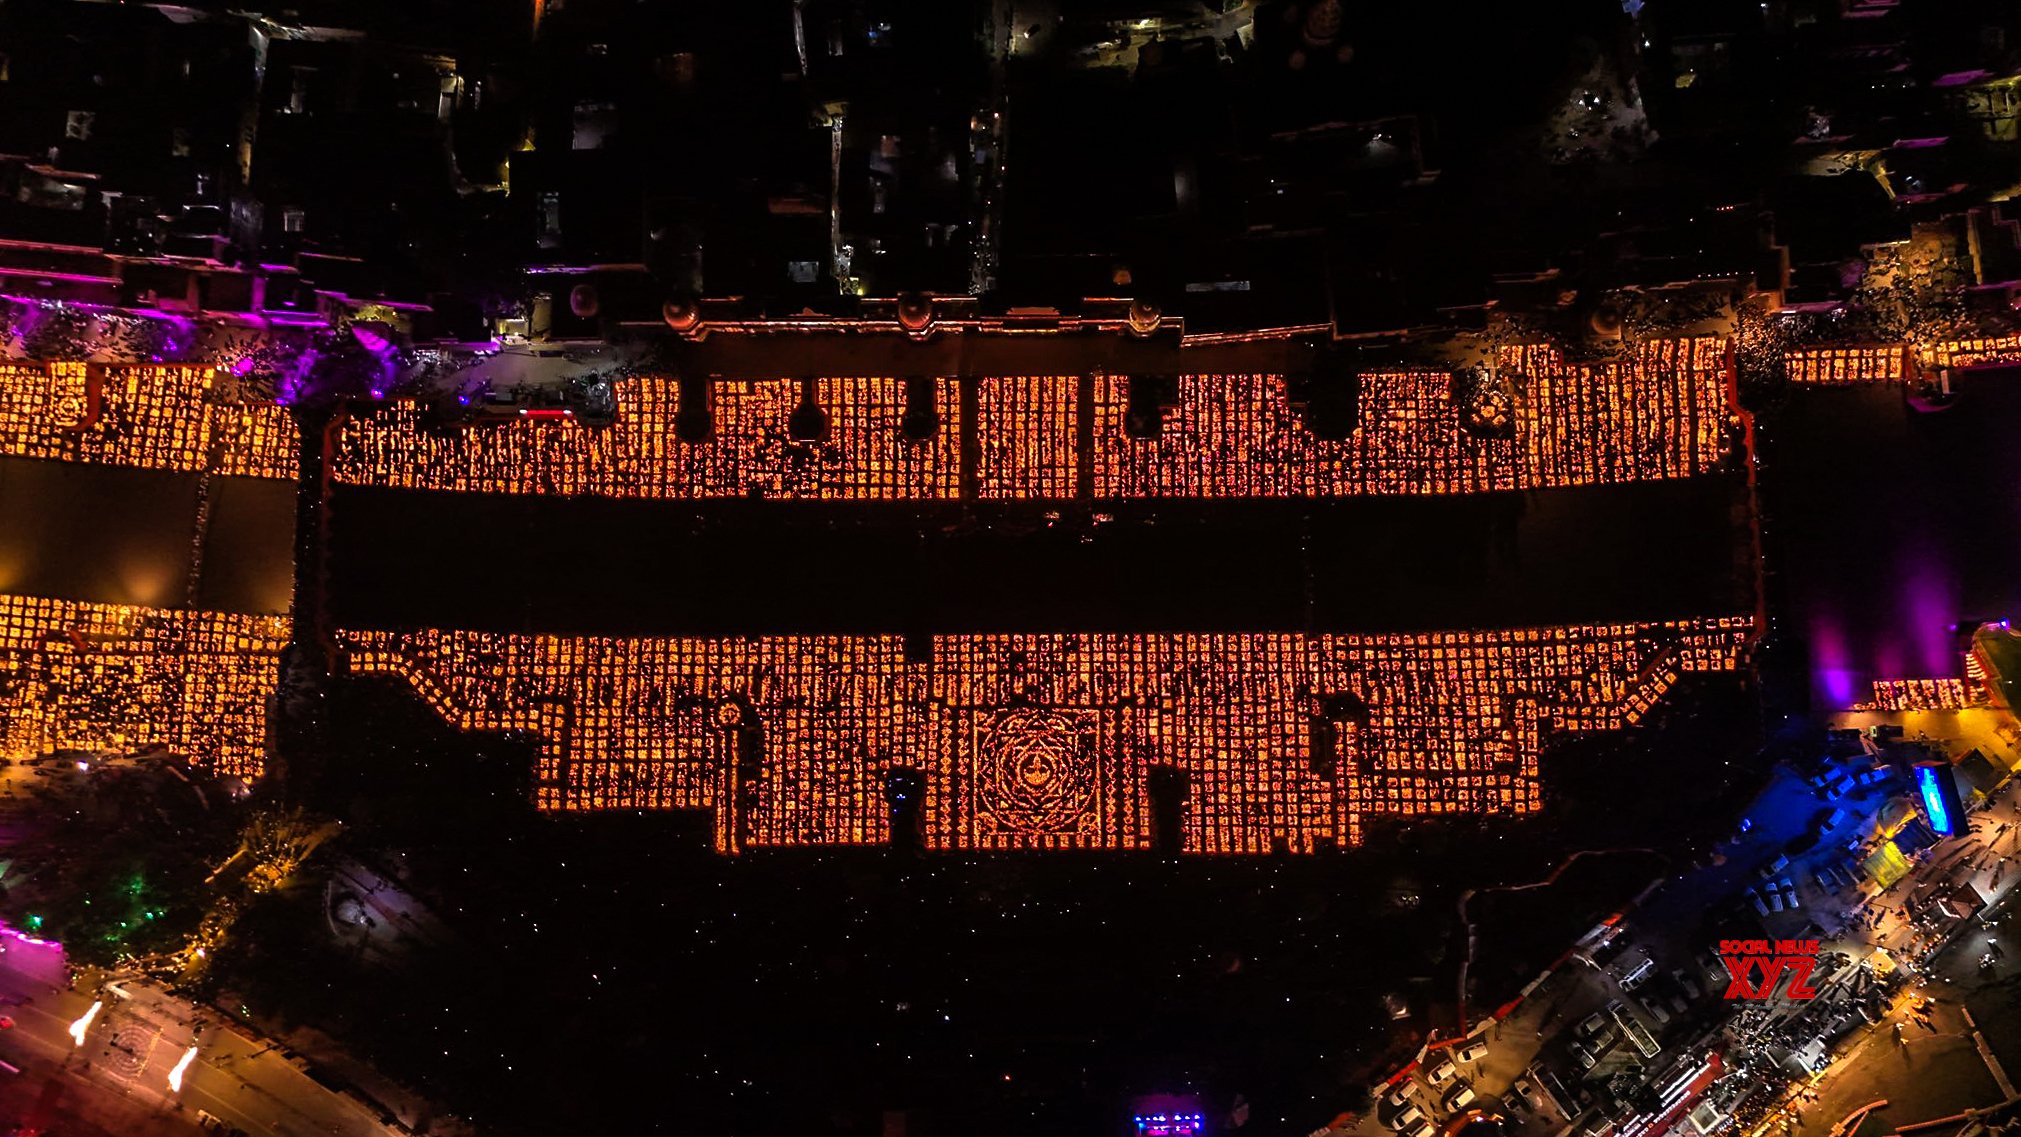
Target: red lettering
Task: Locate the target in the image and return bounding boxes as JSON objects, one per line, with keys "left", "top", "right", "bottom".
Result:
{"left": 1722, "top": 955, "right": 1787, "bottom": 999}
{"left": 1782, "top": 958, "right": 1819, "bottom": 1000}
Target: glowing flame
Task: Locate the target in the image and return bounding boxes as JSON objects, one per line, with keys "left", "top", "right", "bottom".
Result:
{"left": 167, "top": 1044, "right": 198, "bottom": 1091}
{"left": 68, "top": 1001, "right": 101, "bottom": 1046}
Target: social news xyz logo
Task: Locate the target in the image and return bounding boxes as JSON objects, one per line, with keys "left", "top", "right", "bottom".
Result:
{"left": 1718, "top": 939, "right": 1821, "bottom": 1001}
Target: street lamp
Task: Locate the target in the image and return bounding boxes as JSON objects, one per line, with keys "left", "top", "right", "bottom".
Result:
{"left": 67, "top": 1001, "right": 101, "bottom": 1046}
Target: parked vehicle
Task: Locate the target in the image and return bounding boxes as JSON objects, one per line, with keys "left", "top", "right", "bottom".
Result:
{"left": 1578, "top": 1012, "right": 1608, "bottom": 1037}
{"left": 1458, "top": 1041, "right": 1489, "bottom": 1063}
{"left": 1644, "top": 1000, "right": 1672, "bottom": 1026}
{"left": 1620, "top": 965, "right": 1654, "bottom": 991}
{"left": 1671, "top": 967, "right": 1702, "bottom": 1001}
{"left": 1700, "top": 951, "right": 1728, "bottom": 985}
{"left": 1534, "top": 1068, "right": 1578, "bottom": 1116}
{"left": 1427, "top": 1058, "right": 1459, "bottom": 1085}
{"left": 1389, "top": 1104, "right": 1425, "bottom": 1129}
{"left": 1444, "top": 1084, "right": 1476, "bottom": 1112}
{"left": 1571, "top": 1042, "right": 1598, "bottom": 1069}
{"left": 1613, "top": 1006, "right": 1663, "bottom": 1058}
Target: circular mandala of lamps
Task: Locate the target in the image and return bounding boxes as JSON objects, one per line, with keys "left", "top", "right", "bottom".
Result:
{"left": 977, "top": 709, "right": 1098, "bottom": 835}
{"left": 712, "top": 697, "right": 748, "bottom": 730}
{"left": 106, "top": 1026, "right": 151, "bottom": 1076}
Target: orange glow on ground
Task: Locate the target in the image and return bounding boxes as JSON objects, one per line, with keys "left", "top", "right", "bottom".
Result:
{"left": 0, "top": 362, "right": 292, "bottom": 478}
{"left": 340, "top": 617, "right": 1753, "bottom": 853}
{"left": 0, "top": 595, "right": 288, "bottom": 777}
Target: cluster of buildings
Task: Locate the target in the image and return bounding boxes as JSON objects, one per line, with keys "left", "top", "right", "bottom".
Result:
{"left": 0, "top": 0, "right": 2003, "bottom": 360}
{"left": 1357, "top": 620, "right": 2021, "bottom": 1137}
{"left": 1, "top": 3, "right": 2021, "bottom": 1134}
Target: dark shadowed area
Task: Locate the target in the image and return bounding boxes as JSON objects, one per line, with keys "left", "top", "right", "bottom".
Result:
{"left": 1762, "top": 367, "right": 2021, "bottom": 708}
{"left": 0, "top": 458, "right": 294, "bottom": 614}
{"left": 329, "top": 476, "right": 1752, "bottom": 636}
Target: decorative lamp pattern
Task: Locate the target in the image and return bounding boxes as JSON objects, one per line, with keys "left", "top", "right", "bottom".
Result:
{"left": 338, "top": 616, "right": 1753, "bottom": 854}
{"left": 0, "top": 595, "right": 288, "bottom": 778}
{"left": 1785, "top": 346, "right": 1909, "bottom": 385}
{"left": 0, "top": 362, "right": 292, "bottom": 478}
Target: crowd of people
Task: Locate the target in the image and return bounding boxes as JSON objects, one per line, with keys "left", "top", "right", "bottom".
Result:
{"left": 0, "top": 594, "right": 288, "bottom": 778}
{"left": 337, "top": 617, "right": 1754, "bottom": 854}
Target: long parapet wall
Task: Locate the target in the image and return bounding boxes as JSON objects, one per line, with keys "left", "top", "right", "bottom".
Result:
{"left": 0, "top": 595, "right": 288, "bottom": 778}
{"left": 333, "top": 339, "right": 1742, "bottom": 500}
{"left": 340, "top": 616, "right": 1753, "bottom": 853}
{"left": 0, "top": 362, "right": 294, "bottom": 478}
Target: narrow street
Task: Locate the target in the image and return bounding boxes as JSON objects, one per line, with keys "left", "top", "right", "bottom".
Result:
{"left": 1352, "top": 707, "right": 2021, "bottom": 1137}
{"left": 0, "top": 939, "right": 406, "bottom": 1137}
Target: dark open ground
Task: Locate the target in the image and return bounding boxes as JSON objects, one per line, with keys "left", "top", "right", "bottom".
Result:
{"left": 328, "top": 476, "right": 1752, "bottom": 635}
